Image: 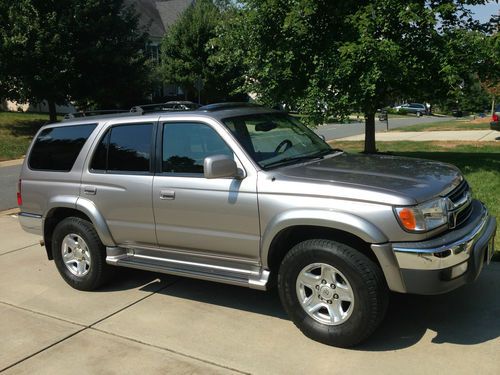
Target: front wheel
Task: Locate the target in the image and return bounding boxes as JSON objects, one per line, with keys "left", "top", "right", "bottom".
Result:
{"left": 278, "top": 239, "right": 388, "bottom": 347}
{"left": 52, "top": 217, "right": 111, "bottom": 291}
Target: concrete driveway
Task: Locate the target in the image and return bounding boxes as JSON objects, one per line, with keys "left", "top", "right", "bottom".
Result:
{"left": 1, "top": 211, "right": 500, "bottom": 374}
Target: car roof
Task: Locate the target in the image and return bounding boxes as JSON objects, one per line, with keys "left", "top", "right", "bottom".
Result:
{"left": 47, "top": 104, "right": 281, "bottom": 129}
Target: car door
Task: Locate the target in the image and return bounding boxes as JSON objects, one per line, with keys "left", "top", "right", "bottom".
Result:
{"left": 81, "top": 121, "right": 157, "bottom": 247}
{"left": 152, "top": 119, "right": 261, "bottom": 262}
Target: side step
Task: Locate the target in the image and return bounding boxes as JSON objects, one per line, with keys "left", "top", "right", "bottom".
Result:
{"left": 106, "top": 247, "right": 270, "bottom": 291}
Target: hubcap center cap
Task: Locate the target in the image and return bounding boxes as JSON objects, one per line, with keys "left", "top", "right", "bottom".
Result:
{"left": 319, "top": 286, "right": 333, "bottom": 299}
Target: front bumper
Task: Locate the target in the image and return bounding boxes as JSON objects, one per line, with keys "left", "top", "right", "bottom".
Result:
{"left": 392, "top": 200, "right": 496, "bottom": 295}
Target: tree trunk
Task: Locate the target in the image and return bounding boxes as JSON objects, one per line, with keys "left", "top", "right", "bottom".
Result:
{"left": 364, "top": 112, "right": 377, "bottom": 153}
{"left": 491, "top": 96, "right": 496, "bottom": 116}
{"left": 48, "top": 100, "right": 57, "bottom": 122}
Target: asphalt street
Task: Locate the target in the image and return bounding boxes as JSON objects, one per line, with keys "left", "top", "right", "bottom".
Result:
{"left": 0, "top": 164, "right": 20, "bottom": 211}
{"left": 316, "top": 115, "right": 452, "bottom": 140}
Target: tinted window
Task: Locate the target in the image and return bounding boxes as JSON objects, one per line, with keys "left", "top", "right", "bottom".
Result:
{"left": 29, "top": 124, "right": 97, "bottom": 171}
{"left": 89, "top": 131, "right": 110, "bottom": 171}
{"left": 90, "top": 123, "right": 152, "bottom": 173}
{"left": 222, "top": 113, "right": 330, "bottom": 169}
{"left": 162, "top": 123, "right": 232, "bottom": 173}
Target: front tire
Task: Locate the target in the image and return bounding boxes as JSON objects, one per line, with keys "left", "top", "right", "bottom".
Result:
{"left": 278, "top": 239, "right": 388, "bottom": 347}
{"left": 52, "top": 217, "right": 111, "bottom": 291}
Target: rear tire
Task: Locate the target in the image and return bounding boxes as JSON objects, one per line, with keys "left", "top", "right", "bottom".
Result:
{"left": 278, "top": 239, "right": 388, "bottom": 347}
{"left": 52, "top": 217, "right": 111, "bottom": 291}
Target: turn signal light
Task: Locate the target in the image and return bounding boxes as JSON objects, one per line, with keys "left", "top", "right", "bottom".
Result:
{"left": 398, "top": 208, "right": 416, "bottom": 231}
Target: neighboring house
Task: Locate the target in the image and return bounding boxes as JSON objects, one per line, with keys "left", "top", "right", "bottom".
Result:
{"left": 129, "top": 0, "right": 194, "bottom": 98}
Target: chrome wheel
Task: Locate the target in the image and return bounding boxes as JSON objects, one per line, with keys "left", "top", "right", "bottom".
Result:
{"left": 296, "top": 263, "right": 354, "bottom": 325}
{"left": 61, "top": 233, "right": 91, "bottom": 277}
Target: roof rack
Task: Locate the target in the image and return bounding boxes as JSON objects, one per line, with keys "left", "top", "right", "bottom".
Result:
{"left": 131, "top": 101, "right": 201, "bottom": 114}
{"left": 198, "top": 102, "right": 261, "bottom": 112}
{"left": 63, "top": 109, "right": 130, "bottom": 121}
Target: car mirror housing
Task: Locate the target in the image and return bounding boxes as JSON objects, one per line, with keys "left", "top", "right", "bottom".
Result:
{"left": 204, "top": 155, "right": 240, "bottom": 179}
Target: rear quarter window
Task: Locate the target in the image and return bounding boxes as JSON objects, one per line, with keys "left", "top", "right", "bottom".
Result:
{"left": 29, "top": 124, "right": 97, "bottom": 171}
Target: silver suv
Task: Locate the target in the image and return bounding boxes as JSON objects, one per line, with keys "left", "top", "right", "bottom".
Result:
{"left": 18, "top": 103, "right": 496, "bottom": 347}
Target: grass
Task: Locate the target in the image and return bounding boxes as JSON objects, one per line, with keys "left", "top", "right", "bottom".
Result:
{"left": 0, "top": 112, "right": 57, "bottom": 161}
{"left": 391, "top": 118, "right": 491, "bottom": 132}
{"left": 329, "top": 140, "right": 500, "bottom": 255}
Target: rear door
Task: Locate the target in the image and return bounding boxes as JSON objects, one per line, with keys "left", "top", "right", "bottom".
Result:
{"left": 81, "top": 121, "right": 157, "bottom": 247}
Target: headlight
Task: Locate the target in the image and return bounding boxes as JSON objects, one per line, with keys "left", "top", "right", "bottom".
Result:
{"left": 395, "top": 197, "right": 448, "bottom": 232}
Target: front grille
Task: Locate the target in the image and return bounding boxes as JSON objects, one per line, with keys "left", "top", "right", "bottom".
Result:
{"left": 446, "top": 180, "right": 472, "bottom": 229}
{"left": 455, "top": 203, "right": 473, "bottom": 228}
{"left": 448, "top": 180, "right": 469, "bottom": 204}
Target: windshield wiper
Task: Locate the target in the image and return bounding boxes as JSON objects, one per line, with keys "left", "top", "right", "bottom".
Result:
{"left": 263, "top": 149, "right": 342, "bottom": 169}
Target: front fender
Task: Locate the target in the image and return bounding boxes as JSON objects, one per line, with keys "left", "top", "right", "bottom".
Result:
{"left": 261, "top": 209, "right": 388, "bottom": 268}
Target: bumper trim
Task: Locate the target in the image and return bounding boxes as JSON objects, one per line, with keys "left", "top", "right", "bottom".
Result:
{"left": 19, "top": 212, "right": 43, "bottom": 236}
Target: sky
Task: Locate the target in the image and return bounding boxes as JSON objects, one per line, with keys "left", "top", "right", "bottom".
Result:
{"left": 467, "top": 1, "right": 499, "bottom": 23}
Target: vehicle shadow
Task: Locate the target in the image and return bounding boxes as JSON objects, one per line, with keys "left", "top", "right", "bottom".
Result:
{"left": 107, "top": 264, "right": 500, "bottom": 350}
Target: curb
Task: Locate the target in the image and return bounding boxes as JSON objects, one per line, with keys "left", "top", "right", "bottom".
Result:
{"left": 0, "top": 158, "right": 24, "bottom": 168}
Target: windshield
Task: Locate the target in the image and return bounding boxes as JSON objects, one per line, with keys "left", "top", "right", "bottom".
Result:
{"left": 222, "top": 113, "right": 332, "bottom": 169}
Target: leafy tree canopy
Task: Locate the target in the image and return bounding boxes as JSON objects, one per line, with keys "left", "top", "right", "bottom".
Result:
{"left": 215, "top": 0, "right": 497, "bottom": 152}
{"left": 0, "top": 0, "right": 151, "bottom": 120}
{"left": 160, "top": 0, "right": 245, "bottom": 104}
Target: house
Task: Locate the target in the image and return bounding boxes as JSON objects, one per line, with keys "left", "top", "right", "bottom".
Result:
{"left": 128, "top": 0, "right": 194, "bottom": 98}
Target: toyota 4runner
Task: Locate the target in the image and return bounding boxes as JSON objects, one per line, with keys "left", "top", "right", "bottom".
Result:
{"left": 18, "top": 103, "right": 497, "bottom": 347}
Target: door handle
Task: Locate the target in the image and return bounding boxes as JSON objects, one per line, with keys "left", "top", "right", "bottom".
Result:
{"left": 83, "top": 186, "right": 97, "bottom": 195}
{"left": 160, "top": 189, "right": 175, "bottom": 200}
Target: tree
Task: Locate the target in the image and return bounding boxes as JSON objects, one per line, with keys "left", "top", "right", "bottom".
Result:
{"left": 160, "top": 0, "right": 244, "bottom": 104}
{"left": 216, "top": 0, "right": 494, "bottom": 153}
{"left": 0, "top": 0, "right": 150, "bottom": 121}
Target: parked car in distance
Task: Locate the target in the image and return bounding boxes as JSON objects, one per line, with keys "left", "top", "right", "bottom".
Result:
{"left": 18, "top": 103, "right": 496, "bottom": 348}
{"left": 130, "top": 101, "right": 201, "bottom": 114}
{"left": 394, "top": 103, "right": 427, "bottom": 116}
{"left": 491, "top": 105, "right": 499, "bottom": 131}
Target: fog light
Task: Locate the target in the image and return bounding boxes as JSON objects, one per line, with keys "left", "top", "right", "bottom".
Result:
{"left": 450, "top": 262, "right": 468, "bottom": 279}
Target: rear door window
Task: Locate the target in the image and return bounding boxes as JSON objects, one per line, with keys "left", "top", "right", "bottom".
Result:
{"left": 29, "top": 124, "right": 97, "bottom": 171}
{"left": 90, "top": 123, "right": 153, "bottom": 173}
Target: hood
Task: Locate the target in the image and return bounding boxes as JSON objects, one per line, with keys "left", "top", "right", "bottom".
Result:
{"left": 271, "top": 153, "right": 463, "bottom": 205}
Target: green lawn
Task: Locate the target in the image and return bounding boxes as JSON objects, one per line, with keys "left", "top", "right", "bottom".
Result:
{"left": 0, "top": 112, "right": 57, "bottom": 161}
{"left": 330, "top": 140, "right": 500, "bottom": 256}
{"left": 391, "top": 118, "right": 491, "bottom": 132}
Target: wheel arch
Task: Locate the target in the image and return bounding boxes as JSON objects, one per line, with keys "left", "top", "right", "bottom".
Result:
{"left": 43, "top": 197, "right": 115, "bottom": 259}
{"left": 262, "top": 210, "right": 390, "bottom": 287}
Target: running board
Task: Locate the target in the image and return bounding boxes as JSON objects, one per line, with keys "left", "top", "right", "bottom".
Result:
{"left": 106, "top": 247, "right": 270, "bottom": 290}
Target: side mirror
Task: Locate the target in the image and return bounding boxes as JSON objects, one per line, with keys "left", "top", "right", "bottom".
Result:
{"left": 204, "top": 155, "right": 240, "bottom": 179}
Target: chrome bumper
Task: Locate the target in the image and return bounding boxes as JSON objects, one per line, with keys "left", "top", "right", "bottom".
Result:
{"left": 393, "top": 209, "right": 493, "bottom": 271}
{"left": 390, "top": 201, "right": 496, "bottom": 295}
{"left": 19, "top": 212, "right": 43, "bottom": 235}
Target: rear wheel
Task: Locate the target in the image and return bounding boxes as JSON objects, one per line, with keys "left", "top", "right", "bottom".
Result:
{"left": 278, "top": 239, "right": 388, "bottom": 347}
{"left": 52, "top": 217, "right": 111, "bottom": 291}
